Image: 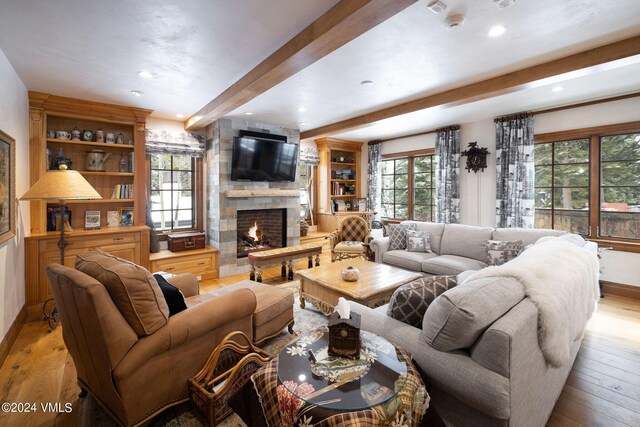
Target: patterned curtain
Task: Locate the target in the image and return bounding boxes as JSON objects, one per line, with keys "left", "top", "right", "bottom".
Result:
{"left": 146, "top": 129, "right": 205, "bottom": 157}
{"left": 367, "top": 141, "right": 382, "bottom": 217}
{"left": 495, "top": 113, "right": 535, "bottom": 228}
{"left": 299, "top": 143, "right": 320, "bottom": 166}
{"left": 435, "top": 126, "right": 461, "bottom": 224}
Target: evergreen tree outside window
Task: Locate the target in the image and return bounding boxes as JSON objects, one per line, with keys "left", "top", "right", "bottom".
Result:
{"left": 381, "top": 152, "right": 435, "bottom": 221}
{"left": 534, "top": 126, "right": 640, "bottom": 243}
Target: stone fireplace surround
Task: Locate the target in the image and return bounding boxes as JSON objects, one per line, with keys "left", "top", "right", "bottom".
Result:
{"left": 206, "top": 118, "right": 301, "bottom": 277}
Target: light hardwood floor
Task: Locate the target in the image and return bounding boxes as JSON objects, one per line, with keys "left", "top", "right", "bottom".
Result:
{"left": 1, "top": 251, "right": 639, "bottom": 426}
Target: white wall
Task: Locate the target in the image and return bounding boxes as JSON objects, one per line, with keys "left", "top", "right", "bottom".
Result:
{"left": 0, "top": 49, "right": 29, "bottom": 342}
{"left": 377, "top": 97, "right": 640, "bottom": 286}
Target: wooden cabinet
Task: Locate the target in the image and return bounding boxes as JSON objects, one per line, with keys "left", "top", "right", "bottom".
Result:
{"left": 25, "top": 226, "right": 150, "bottom": 319}
{"left": 315, "top": 138, "right": 364, "bottom": 232}
{"left": 150, "top": 247, "right": 219, "bottom": 280}
{"left": 25, "top": 93, "right": 153, "bottom": 318}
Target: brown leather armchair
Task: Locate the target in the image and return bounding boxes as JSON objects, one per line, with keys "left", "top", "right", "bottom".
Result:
{"left": 46, "top": 263, "right": 257, "bottom": 427}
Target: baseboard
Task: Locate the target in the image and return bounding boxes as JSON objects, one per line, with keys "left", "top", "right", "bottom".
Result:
{"left": 0, "top": 304, "right": 27, "bottom": 368}
{"left": 600, "top": 281, "right": 640, "bottom": 301}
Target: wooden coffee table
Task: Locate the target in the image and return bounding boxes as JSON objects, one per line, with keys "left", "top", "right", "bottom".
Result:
{"left": 296, "top": 259, "right": 422, "bottom": 315}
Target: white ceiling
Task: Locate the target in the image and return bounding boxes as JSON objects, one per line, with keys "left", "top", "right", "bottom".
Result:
{"left": 0, "top": 0, "right": 639, "bottom": 139}
{"left": 0, "top": 0, "right": 339, "bottom": 118}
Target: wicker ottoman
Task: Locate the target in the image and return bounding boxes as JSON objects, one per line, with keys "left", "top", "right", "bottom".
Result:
{"left": 204, "top": 280, "right": 294, "bottom": 345}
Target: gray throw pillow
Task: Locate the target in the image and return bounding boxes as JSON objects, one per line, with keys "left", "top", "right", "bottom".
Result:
{"left": 486, "top": 240, "right": 523, "bottom": 266}
{"left": 406, "top": 230, "right": 431, "bottom": 252}
{"left": 388, "top": 223, "right": 418, "bottom": 250}
{"left": 387, "top": 275, "right": 457, "bottom": 328}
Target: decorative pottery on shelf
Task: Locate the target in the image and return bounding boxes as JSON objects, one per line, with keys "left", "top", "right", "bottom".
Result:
{"left": 341, "top": 266, "right": 360, "bottom": 282}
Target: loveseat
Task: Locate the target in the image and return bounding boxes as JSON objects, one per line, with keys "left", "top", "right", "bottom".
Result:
{"left": 370, "top": 221, "right": 569, "bottom": 274}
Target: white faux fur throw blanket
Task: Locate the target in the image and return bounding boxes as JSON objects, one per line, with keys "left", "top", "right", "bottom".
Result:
{"left": 466, "top": 237, "right": 600, "bottom": 368}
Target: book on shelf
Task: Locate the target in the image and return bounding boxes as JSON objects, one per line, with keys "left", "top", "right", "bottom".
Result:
{"left": 111, "top": 183, "right": 134, "bottom": 199}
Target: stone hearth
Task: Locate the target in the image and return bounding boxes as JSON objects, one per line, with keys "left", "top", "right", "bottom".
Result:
{"left": 205, "top": 118, "right": 301, "bottom": 277}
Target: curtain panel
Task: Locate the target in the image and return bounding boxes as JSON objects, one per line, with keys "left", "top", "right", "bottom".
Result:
{"left": 367, "top": 141, "right": 382, "bottom": 216}
{"left": 146, "top": 129, "right": 205, "bottom": 158}
{"left": 495, "top": 113, "right": 535, "bottom": 228}
{"left": 435, "top": 126, "right": 461, "bottom": 224}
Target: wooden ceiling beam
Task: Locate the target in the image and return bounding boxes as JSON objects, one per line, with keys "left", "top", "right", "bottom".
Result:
{"left": 301, "top": 35, "right": 640, "bottom": 140}
{"left": 185, "top": 0, "right": 419, "bottom": 130}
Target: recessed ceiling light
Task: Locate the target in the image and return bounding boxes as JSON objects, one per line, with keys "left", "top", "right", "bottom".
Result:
{"left": 552, "top": 85, "right": 565, "bottom": 92}
{"left": 244, "top": 112, "right": 253, "bottom": 116}
{"left": 297, "top": 107, "right": 306, "bottom": 113}
{"left": 360, "top": 80, "right": 374, "bottom": 86}
{"left": 357, "top": 132, "right": 363, "bottom": 136}
{"left": 299, "top": 122, "right": 307, "bottom": 126}
{"left": 493, "top": 0, "right": 516, "bottom": 8}
{"left": 176, "top": 114, "right": 184, "bottom": 118}
{"left": 130, "top": 90, "right": 143, "bottom": 96}
{"left": 488, "top": 25, "right": 506, "bottom": 37}
{"left": 138, "top": 70, "right": 153, "bottom": 79}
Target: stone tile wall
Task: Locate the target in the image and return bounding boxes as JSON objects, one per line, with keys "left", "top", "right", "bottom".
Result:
{"left": 206, "top": 118, "right": 301, "bottom": 277}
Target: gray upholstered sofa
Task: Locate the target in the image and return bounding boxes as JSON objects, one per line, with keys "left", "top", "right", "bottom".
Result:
{"left": 370, "top": 221, "right": 567, "bottom": 274}
{"left": 358, "top": 223, "right": 599, "bottom": 426}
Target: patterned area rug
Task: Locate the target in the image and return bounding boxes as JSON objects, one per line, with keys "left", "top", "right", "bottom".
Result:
{"left": 78, "top": 281, "right": 328, "bottom": 427}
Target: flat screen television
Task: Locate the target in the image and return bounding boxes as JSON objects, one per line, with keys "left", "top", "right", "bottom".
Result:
{"left": 231, "top": 135, "right": 298, "bottom": 182}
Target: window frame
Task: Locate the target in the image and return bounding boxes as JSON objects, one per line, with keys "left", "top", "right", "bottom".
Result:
{"left": 381, "top": 148, "right": 435, "bottom": 222}
{"left": 146, "top": 154, "right": 204, "bottom": 238}
{"left": 534, "top": 121, "right": 640, "bottom": 252}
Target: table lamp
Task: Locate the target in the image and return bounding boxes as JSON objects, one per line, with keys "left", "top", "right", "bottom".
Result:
{"left": 20, "top": 166, "right": 101, "bottom": 329}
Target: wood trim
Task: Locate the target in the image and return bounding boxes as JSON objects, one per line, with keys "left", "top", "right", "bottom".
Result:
{"left": 588, "top": 238, "right": 640, "bottom": 253}
{"left": 600, "top": 281, "right": 640, "bottom": 300}
{"left": 533, "top": 91, "right": 640, "bottom": 116}
{"left": 382, "top": 148, "right": 434, "bottom": 159}
{"left": 0, "top": 305, "right": 26, "bottom": 368}
{"left": 28, "top": 92, "right": 152, "bottom": 123}
{"left": 185, "top": 0, "right": 419, "bottom": 130}
{"left": 301, "top": 35, "right": 640, "bottom": 139}
{"left": 588, "top": 135, "right": 600, "bottom": 239}
{"left": 534, "top": 121, "right": 640, "bottom": 143}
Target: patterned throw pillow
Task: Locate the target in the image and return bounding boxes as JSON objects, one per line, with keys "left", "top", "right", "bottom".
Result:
{"left": 486, "top": 240, "right": 523, "bottom": 266}
{"left": 387, "top": 275, "right": 458, "bottom": 328}
{"left": 388, "top": 223, "right": 418, "bottom": 250}
{"left": 406, "top": 230, "right": 431, "bottom": 253}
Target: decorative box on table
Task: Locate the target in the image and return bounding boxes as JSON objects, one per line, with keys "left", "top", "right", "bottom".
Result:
{"left": 328, "top": 311, "right": 361, "bottom": 359}
{"left": 167, "top": 231, "right": 206, "bottom": 252}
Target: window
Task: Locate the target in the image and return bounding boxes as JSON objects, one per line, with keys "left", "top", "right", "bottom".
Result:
{"left": 534, "top": 139, "right": 590, "bottom": 235}
{"left": 150, "top": 154, "right": 198, "bottom": 232}
{"left": 534, "top": 123, "right": 640, "bottom": 245}
{"left": 381, "top": 150, "right": 435, "bottom": 221}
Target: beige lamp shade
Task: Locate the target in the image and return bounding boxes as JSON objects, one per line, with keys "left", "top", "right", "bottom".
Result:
{"left": 21, "top": 170, "right": 102, "bottom": 201}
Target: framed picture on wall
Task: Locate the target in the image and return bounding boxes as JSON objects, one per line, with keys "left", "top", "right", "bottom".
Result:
{"left": 0, "top": 129, "right": 16, "bottom": 245}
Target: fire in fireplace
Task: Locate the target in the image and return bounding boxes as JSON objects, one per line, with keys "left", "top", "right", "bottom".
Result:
{"left": 237, "top": 209, "right": 287, "bottom": 258}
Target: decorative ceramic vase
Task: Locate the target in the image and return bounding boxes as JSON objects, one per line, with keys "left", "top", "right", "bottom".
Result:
{"left": 47, "top": 130, "right": 55, "bottom": 138}
{"left": 341, "top": 266, "right": 360, "bottom": 282}
{"left": 105, "top": 132, "right": 115, "bottom": 143}
{"left": 116, "top": 133, "right": 125, "bottom": 144}
{"left": 96, "top": 129, "right": 104, "bottom": 142}
{"left": 71, "top": 127, "right": 81, "bottom": 141}
{"left": 82, "top": 129, "right": 94, "bottom": 142}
